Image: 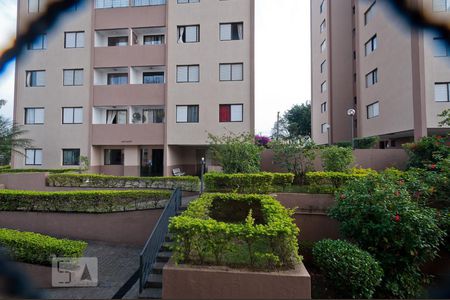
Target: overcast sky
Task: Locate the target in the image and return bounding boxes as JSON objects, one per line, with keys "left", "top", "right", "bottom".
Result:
{"left": 0, "top": 0, "right": 310, "bottom": 135}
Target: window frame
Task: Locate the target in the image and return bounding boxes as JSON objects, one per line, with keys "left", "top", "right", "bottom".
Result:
{"left": 219, "top": 22, "right": 244, "bottom": 41}
{"left": 64, "top": 31, "right": 85, "bottom": 49}
{"left": 28, "top": 0, "right": 40, "bottom": 13}
{"left": 62, "top": 149, "right": 81, "bottom": 166}
{"left": 177, "top": 25, "right": 200, "bottom": 43}
{"left": 25, "top": 70, "right": 45, "bottom": 87}
{"left": 104, "top": 149, "right": 124, "bottom": 166}
{"left": 176, "top": 105, "right": 200, "bottom": 123}
{"left": 24, "top": 107, "right": 45, "bottom": 125}
{"left": 176, "top": 65, "right": 200, "bottom": 83}
{"left": 365, "top": 68, "right": 378, "bottom": 88}
{"left": 107, "top": 73, "right": 129, "bottom": 85}
{"left": 219, "top": 104, "right": 244, "bottom": 123}
{"left": 365, "top": 34, "right": 377, "bottom": 56}
{"left": 219, "top": 63, "right": 244, "bottom": 82}
{"left": 25, "top": 148, "right": 43, "bottom": 166}
{"left": 106, "top": 109, "right": 128, "bottom": 124}
{"left": 434, "top": 82, "right": 450, "bottom": 102}
{"left": 62, "top": 107, "right": 83, "bottom": 124}
{"left": 367, "top": 101, "right": 380, "bottom": 119}
{"left": 364, "top": 1, "right": 376, "bottom": 26}
{"left": 27, "top": 33, "right": 47, "bottom": 50}
{"left": 63, "top": 69, "right": 84, "bottom": 86}
{"left": 321, "top": 102, "right": 327, "bottom": 113}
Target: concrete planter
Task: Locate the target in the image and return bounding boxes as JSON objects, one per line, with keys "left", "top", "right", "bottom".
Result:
{"left": 162, "top": 260, "right": 311, "bottom": 299}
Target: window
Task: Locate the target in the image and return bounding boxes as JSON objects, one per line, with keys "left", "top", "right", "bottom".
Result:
{"left": 27, "top": 34, "right": 47, "bottom": 50}
{"left": 63, "top": 149, "right": 80, "bottom": 166}
{"left": 176, "top": 65, "right": 199, "bottom": 83}
{"left": 320, "top": 60, "right": 327, "bottom": 73}
{"left": 220, "top": 63, "right": 243, "bottom": 81}
{"left": 28, "top": 0, "right": 40, "bottom": 13}
{"left": 25, "top": 149, "right": 42, "bottom": 165}
{"left": 219, "top": 104, "right": 243, "bottom": 122}
{"left": 107, "top": 73, "right": 128, "bottom": 85}
{"left": 106, "top": 110, "right": 128, "bottom": 124}
{"left": 320, "top": 0, "right": 326, "bottom": 14}
{"left": 104, "top": 149, "right": 124, "bottom": 165}
{"left": 321, "top": 123, "right": 328, "bottom": 134}
{"left": 63, "top": 69, "right": 83, "bottom": 86}
{"left": 320, "top": 20, "right": 326, "bottom": 33}
{"left": 108, "top": 36, "right": 128, "bottom": 46}
{"left": 435, "top": 83, "right": 450, "bottom": 102}
{"left": 220, "top": 23, "right": 244, "bottom": 41}
{"left": 177, "top": 25, "right": 200, "bottom": 43}
{"left": 26, "top": 70, "right": 45, "bottom": 87}
{"left": 95, "top": 0, "right": 128, "bottom": 8}
{"left": 143, "top": 109, "right": 165, "bottom": 123}
{"left": 365, "top": 35, "right": 377, "bottom": 56}
{"left": 177, "top": 0, "right": 199, "bottom": 3}
{"left": 433, "top": 37, "right": 450, "bottom": 57}
{"left": 364, "top": 1, "right": 376, "bottom": 25}
{"left": 432, "top": 0, "right": 450, "bottom": 12}
{"left": 143, "top": 72, "right": 165, "bottom": 84}
{"left": 134, "top": 0, "right": 167, "bottom": 6}
{"left": 320, "top": 40, "right": 327, "bottom": 53}
{"left": 62, "top": 107, "right": 83, "bottom": 124}
{"left": 366, "top": 69, "right": 378, "bottom": 87}
{"left": 176, "top": 105, "right": 199, "bottom": 123}
{"left": 25, "top": 108, "right": 44, "bottom": 125}
{"left": 144, "top": 35, "right": 165, "bottom": 45}
{"left": 367, "top": 102, "right": 380, "bottom": 119}
{"left": 321, "top": 81, "right": 327, "bottom": 93}
{"left": 64, "top": 31, "right": 84, "bottom": 48}
{"left": 321, "top": 102, "right": 327, "bottom": 113}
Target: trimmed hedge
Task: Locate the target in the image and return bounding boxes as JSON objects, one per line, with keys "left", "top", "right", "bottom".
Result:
{"left": 47, "top": 174, "right": 200, "bottom": 192}
{"left": 204, "top": 172, "right": 295, "bottom": 194}
{"left": 306, "top": 168, "right": 377, "bottom": 188}
{"left": 0, "top": 167, "right": 78, "bottom": 174}
{"left": 0, "top": 228, "right": 87, "bottom": 266}
{"left": 0, "top": 189, "right": 171, "bottom": 213}
{"left": 313, "top": 239, "right": 383, "bottom": 299}
{"left": 169, "top": 193, "right": 300, "bottom": 271}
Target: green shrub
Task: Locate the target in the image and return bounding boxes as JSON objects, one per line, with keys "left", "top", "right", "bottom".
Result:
{"left": 169, "top": 193, "right": 300, "bottom": 271}
{"left": 208, "top": 133, "right": 263, "bottom": 174}
{"left": 0, "top": 228, "right": 87, "bottom": 265}
{"left": 313, "top": 239, "right": 383, "bottom": 299}
{"left": 47, "top": 173, "right": 200, "bottom": 192}
{"left": 0, "top": 168, "right": 78, "bottom": 174}
{"left": 403, "top": 135, "right": 449, "bottom": 169}
{"left": 271, "top": 173, "right": 295, "bottom": 188}
{"left": 330, "top": 175, "right": 445, "bottom": 298}
{"left": 204, "top": 172, "right": 274, "bottom": 194}
{"left": 0, "top": 189, "right": 171, "bottom": 213}
{"left": 306, "top": 168, "right": 376, "bottom": 188}
{"left": 321, "top": 146, "right": 354, "bottom": 172}
{"left": 334, "top": 141, "right": 352, "bottom": 148}
{"left": 354, "top": 136, "right": 380, "bottom": 149}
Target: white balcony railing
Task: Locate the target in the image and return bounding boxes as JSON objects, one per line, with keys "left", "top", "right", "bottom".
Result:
{"left": 95, "top": 0, "right": 166, "bottom": 9}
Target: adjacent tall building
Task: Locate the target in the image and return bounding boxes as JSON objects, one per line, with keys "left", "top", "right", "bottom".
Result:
{"left": 13, "top": 0, "right": 255, "bottom": 176}
{"left": 311, "top": 0, "right": 450, "bottom": 147}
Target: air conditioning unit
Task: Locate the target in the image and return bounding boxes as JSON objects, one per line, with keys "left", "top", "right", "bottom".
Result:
{"left": 132, "top": 112, "right": 142, "bottom": 124}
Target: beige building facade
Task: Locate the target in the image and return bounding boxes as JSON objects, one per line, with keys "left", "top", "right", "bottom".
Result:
{"left": 13, "top": 0, "right": 255, "bottom": 176}
{"left": 311, "top": 0, "right": 450, "bottom": 147}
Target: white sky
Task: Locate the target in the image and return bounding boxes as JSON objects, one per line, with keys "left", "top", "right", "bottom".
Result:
{"left": 0, "top": 0, "right": 311, "bottom": 135}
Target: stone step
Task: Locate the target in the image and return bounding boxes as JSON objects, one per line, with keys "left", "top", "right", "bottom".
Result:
{"left": 156, "top": 251, "right": 172, "bottom": 263}
{"left": 146, "top": 273, "right": 162, "bottom": 289}
{"left": 151, "top": 262, "right": 165, "bottom": 275}
{"left": 139, "top": 287, "right": 162, "bottom": 299}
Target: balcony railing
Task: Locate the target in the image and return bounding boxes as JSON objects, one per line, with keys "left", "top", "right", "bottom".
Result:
{"left": 95, "top": 0, "right": 166, "bottom": 9}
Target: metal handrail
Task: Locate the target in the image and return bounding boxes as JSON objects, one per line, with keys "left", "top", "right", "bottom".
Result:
{"left": 139, "top": 188, "right": 181, "bottom": 293}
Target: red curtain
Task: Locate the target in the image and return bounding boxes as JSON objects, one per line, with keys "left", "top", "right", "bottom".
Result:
{"left": 219, "top": 105, "right": 231, "bottom": 122}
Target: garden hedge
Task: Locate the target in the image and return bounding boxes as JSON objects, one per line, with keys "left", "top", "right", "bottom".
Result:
{"left": 0, "top": 228, "right": 87, "bottom": 266}
{"left": 313, "top": 239, "right": 383, "bottom": 299}
{"left": 47, "top": 174, "right": 200, "bottom": 192}
{"left": 0, "top": 189, "right": 171, "bottom": 213}
{"left": 306, "top": 168, "right": 377, "bottom": 188}
{"left": 204, "top": 172, "right": 294, "bottom": 194}
{"left": 0, "top": 167, "right": 78, "bottom": 174}
{"left": 169, "top": 193, "right": 300, "bottom": 270}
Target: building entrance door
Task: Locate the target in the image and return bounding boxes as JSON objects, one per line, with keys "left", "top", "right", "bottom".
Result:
{"left": 140, "top": 148, "right": 164, "bottom": 177}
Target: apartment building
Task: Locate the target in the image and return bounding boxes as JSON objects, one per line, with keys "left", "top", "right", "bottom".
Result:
{"left": 13, "top": 0, "right": 255, "bottom": 176}
{"left": 311, "top": 0, "right": 450, "bottom": 147}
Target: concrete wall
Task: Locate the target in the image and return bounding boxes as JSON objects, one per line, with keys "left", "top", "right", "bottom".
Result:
{"left": 0, "top": 209, "right": 162, "bottom": 246}
{"left": 261, "top": 148, "right": 408, "bottom": 172}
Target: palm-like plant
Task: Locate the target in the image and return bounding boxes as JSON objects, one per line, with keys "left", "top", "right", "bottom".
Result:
{"left": 0, "top": 115, "right": 32, "bottom": 165}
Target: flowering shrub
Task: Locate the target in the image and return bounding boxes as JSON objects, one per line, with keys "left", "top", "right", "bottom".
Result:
{"left": 403, "top": 135, "right": 449, "bottom": 169}
{"left": 255, "top": 135, "right": 271, "bottom": 148}
{"left": 313, "top": 239, "right": 383, "bottom": 299}
{"left": 330, "top": 175, "right": 445, "bottom": 298}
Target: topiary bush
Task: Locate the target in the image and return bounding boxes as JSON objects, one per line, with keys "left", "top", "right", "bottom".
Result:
{"left": 169, "top": 193, "right": 300, "bottom": 271}
{"left": 0, "top": 189, "right": 171, "bottom": 213}
{"left": 47, "top": 173, "right": 200, "bottom": 192}
{"left": 321, "top": 146, "right": 354, "bottom": 172}
{"left": 330, "top": 175, "right": 445, "bottom": 298}
{"left": 313, "top": 239, "right": 383, "bottom": 299}
{"left": 0, "top": 228, "right": 87, "bottom": 266}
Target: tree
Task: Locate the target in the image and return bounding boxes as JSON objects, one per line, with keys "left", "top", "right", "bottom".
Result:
{"left": 0, "top": 115, "right": 32, "bottom": 165}
{"left": 272, "top": 103, "right": 311, "bottom": 140}
{"left": 438, "top": 109, "right": 450, "bottom": 127}
{"left": 208, "top": 132, "right": 263, "bottom": 174}
{"left": 269, "top": 138, "right": 316, "bottom": 184}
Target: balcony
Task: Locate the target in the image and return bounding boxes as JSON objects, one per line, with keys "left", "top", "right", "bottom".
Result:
{"left": 92, "top": 123, "right": 164, "bottom": 146}
{"left": 94, "top": 3, "right": 166, "bottom": 29}
{"left": 94, "top": 44, "right": 165, "bottom": 68}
